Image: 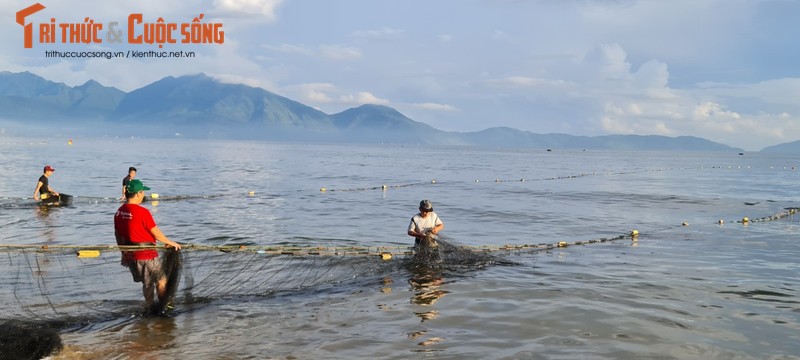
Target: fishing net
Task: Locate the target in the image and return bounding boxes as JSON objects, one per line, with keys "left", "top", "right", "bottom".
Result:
{"left": 0, "top": 231, "right": 556, "bottom": 359}
{"left": 0, "top": 247, "right": 387, "bottom": 322}
{"left": 0, "top": 320, "right": 62, "bottom": 360}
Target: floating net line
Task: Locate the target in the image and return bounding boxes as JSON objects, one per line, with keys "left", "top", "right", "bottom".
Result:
{"left": 317, "top": 164, "right": 798, "bottom": 192}
{"left": 0, "top": 193, "right": 230, "bottom": 209}
{"left": 2, "top": 163, "right": 796, "bottom": 201}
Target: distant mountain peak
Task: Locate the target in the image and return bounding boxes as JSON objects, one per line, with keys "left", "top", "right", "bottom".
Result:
{"left": 76, "top": 79, "right": 106, "bottom": 89}
{"left": 354, "top": 103, "right": 393, "bottom": 110}
{"left": 108, "top": 70, "right": 331, "bottom": 130}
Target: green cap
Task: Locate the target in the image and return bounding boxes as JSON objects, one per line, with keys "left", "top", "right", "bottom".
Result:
{"left": 126, "top": 179, "right": 150, "bottom": 193}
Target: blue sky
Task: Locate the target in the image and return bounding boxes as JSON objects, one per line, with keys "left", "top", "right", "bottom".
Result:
{"left": 2, "top": 0, "right": 800, "bottom": 150}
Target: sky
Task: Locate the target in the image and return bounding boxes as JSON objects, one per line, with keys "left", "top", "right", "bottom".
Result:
{"left": 2, "top": 0, "right": 800, "bottom": 150}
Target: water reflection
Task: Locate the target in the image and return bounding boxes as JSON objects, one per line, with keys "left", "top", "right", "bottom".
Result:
{"left": 119, "top": 316, "right": 178, "bottom": 355}
{"left": 407, "top": 260, "right": 449, "bottom": 350}
{"left": 34, "top": 205, "right": 57, "bottom": 243}
{"left": 409, "top": 270, "right": 447, "bottom": 310}
{"left": 408, "top": 248, "right": 448, "bottom": 306}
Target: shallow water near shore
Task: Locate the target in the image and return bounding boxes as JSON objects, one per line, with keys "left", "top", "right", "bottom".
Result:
{"left": 1, "top": 137, "right": 798, "bottom": 359}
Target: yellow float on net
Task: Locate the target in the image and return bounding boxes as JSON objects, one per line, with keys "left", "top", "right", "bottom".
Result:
{"left": 742, "top": 217, "right": 749, "bottom": 223}
{"left": 380, "top": 252, "right": 392, "bottom": 261}
{"left": 630, "top": 229, "right": 639, "bottom": 237}
{"left": 557, "top": 241, "right": 568, "bottom": 247}
{"left": 77, "top": 250, "right": 100, "bottom": 258}
{"left": 320, "top": 187, "right": 327, "bottom": 192}
{"left": 150, "top": 193, "right": 159, "bottom": 199}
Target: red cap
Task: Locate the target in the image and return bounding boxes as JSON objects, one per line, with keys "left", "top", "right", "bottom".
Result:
{"left": 43, "top": 165, "right": 55, "bottom": 172}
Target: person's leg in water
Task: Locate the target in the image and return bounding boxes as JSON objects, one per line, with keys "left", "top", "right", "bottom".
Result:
{"left": 156, "top": 275, "right": 169, "bottom": 306}
{"left": 139, "top": 258, "right": 171, "bottom": 314}
{"left": 142, "top": 280, "right": 155, "bottom": 309}
{"left": 143, "top": 274, "right": 171, "bottom": 314}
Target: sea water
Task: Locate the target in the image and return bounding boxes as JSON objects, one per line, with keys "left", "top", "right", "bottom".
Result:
{"left": 0, "top": 137, "right": 798, "bottom": 359}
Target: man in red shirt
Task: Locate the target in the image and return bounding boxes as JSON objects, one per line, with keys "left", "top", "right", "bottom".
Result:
{"left": 114, "top": 179, "right": 181, "bottom": 310}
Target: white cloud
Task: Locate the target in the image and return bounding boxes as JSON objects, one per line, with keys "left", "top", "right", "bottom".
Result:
{"left": 693, "top": 102, "right": 740, "bottom": 121}
{"left": 320, "top": 45, "right": 362, "bottom": 61}
{"left": 598, "top": 95, "right": 800, "bottom": 150}
{"left": 487, "top": 76, "right": 571, "bottom": 89}
{"left": 632, "top": 60, "right": 669, "bottom": 91}
{"left": 284, "top": 83, "right": 337, "bottom": 104}
{"left": 339, "top": 92, "right": 389, "bottom": 105}
{"left": 481, "top": 40, "right": 800, "bottom": 150}
{"left": 582, "top": 43, "right": 631, "bottom": 80}
{"left": 626, "top": 103, "right": 643, "bottom": 115}
{"left": 283, "top": 83, "right": 389, "bottom": 109}
{"left": 409, "top": 102, "right": 457, "bottom": 111}
{"left": 599, "top": 115, "right": 636, "bottom": 134}
{"left": 262, "top": 44, "right": 314, "bottom": 55}
{"left": 492, "top": 30, "right": 508, "bottom": 41}
{"left": 213, "top": 0, "right": 283, "bottom": 20}
{"left": 352, "top": 27, "right": 405, "bottom": 39}
{"left": 214, "top": 73, "right": 273, "bottom": 90}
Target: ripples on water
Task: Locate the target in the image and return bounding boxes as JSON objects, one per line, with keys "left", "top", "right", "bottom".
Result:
{"left": 0, "top": 138, "right": 798, "bottom": 359}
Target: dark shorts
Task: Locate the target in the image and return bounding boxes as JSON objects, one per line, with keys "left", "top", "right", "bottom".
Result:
{"left": 128, "top": 258, "right": 165, "bottom": 288}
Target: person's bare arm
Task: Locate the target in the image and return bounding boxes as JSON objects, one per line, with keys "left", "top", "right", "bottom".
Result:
{"left": 33, "top": 181, "right": 43, "bottom": 200}
{"left": 149, "top": 226, "right": 181, "bottom": 250}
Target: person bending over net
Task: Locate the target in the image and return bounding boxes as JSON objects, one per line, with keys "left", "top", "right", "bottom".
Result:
{"left": 408, "top": 199, "right": 444, "bottom": 259}
{"left": 114, "top": 179, "right": 181, "bottom": 314}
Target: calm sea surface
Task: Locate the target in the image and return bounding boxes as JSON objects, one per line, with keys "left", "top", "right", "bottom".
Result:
{"left": 0, "top": 136, "right": 798, "bottom": 359}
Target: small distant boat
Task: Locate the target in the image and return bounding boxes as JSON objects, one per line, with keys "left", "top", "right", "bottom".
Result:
{"left": 739, "top": 152, "right": 744, "bottom": 156}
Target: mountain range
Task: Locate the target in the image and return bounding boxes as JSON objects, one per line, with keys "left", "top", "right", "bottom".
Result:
{"left": 0, "top": 70, "right": 774, "bottom": 152}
